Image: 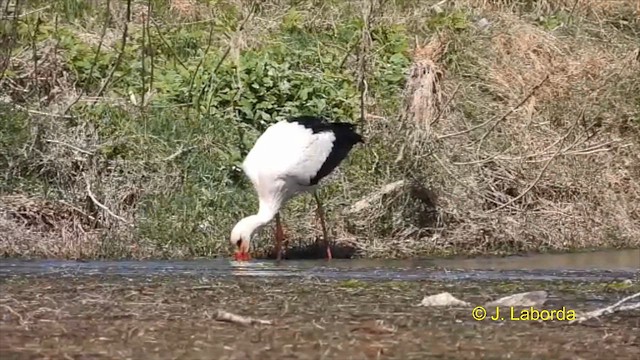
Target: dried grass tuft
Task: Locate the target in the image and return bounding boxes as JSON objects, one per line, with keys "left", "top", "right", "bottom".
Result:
{"left": 0, "top": 194, "right": 100, "bottom": 258}
{"left": 3, "top": 39, "right": 73, "bottom": 106}
{"left": 169, "top": 0, "right": 197, "bottom": 19}
{"left": 402, "top": 34, "right": 448, "bottom": 131}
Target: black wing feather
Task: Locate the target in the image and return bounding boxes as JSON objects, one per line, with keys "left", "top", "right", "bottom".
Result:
{"left": 288, "top": 115, "right": 364, "bottom": 185}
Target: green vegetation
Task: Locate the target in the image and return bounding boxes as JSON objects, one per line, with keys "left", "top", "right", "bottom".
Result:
{"left": 1, "top": 0, "right": 638, "bottom": 259}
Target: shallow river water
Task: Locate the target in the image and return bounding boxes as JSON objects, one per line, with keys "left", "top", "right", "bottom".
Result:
{"left": 1, "top": 248, "right": 637, "bottom": 281}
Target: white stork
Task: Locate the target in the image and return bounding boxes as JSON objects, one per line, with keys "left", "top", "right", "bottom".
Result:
{"left": 230, "top": 115, "right": 364, "bottom": 261}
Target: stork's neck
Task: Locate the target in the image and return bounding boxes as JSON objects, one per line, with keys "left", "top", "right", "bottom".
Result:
{"left": 235, "top": 198, "right": 281, "bottom": 240}
{"left": 256, "top": 198, "right": 279, "bottom": 224}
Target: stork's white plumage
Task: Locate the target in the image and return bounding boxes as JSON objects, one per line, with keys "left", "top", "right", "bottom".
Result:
{"left": 230, "top": 115, "right": 364, "bottom": 261}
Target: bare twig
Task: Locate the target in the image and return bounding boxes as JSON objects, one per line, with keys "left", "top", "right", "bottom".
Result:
{"left": 190, "top": 285, "right": 216, "bottom": 291}
{"left": 357, "top": 0, "right": 373, "bottom": 124}
{"left": 150, "top": 18, "right": 188, "bottom": 70}
{"left": 476, "top": 75, "right": 550, "bottom": 148}
{"left": 202, "top": 3, "right": 257, "bottom": 114}
{"left": 344, "top": 180, "right": 405, "bottom": 214}
{"left": 432, "top": 154, "right": 518, "bottom": 210}
{"left": 453, "top": 140, "right": 623, "bottom": 166}
{"left": 215, "top": 310, "right": 272, "bottom": 326}
{"left": 165, "top": 17, "right": 216, "bottom": 27}
{"left": 29, "top": 10, "right": 41, "bottom": 103}
{"left": 140, "top": 0, "right": 151, "bottom": 112}
{"left": 1, "top": 304, "right": 24, "bottom": 325}
{"left": 0, "top": 3, "right": 19, "bottom": 82}
{"left": 12, "top": 104, "right": 74, "bottom": 119}
{"left": 437, "top": 76, "right": 549, "bottom": 141}
{"left": 523, "top": 142, "right": 627, "bottom": 163}
{"left": 488, "top": 111, "right": 575, "bottom": 213}
{"left": 62, "top": 0, "right": 111, "bottom": 114}
{"left": 94, "top": 0, "right": 131, "bottom": 100}
{"left": 338, "top": 33, "right": 361, "bottom": 70}
{"left": 162, "top": 146, "right": 196, "bottom": 161}
{"left": 567, "top": 0, "right": 580, "bottom": 22}
{"left": 430, "top": 84, "right": 460, "bottom": 126}
{"left": 17, "top": 5, "right": 50, "bottom": 18}
{"left": 187, "top": 7, "right": 216, "bottom": 109}
{"left": 569, "top": 292, "right": 640, "bottom": 324}
{"left": 351, "top": 319, "right": 397, "bottom": 334}
{"left": 44, "top": 139, "right": 92, "bottom": 155}
{"left": 437, "top": 115, "right": 496, "bottom": 140}
{"left": 84, "top": 175, "right": 129, "bottom": 224}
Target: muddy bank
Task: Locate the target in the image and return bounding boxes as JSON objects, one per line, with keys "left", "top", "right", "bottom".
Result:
{"left": 1, "top": 275, "right": 638, "bottom": 359}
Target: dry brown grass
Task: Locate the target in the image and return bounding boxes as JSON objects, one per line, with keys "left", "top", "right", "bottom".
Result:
{"left": 0, "top": 194, "right": 100, "bottom": 258}
{"left": 465, "top": 0, "right": 636, "bottom": 15}
{"left": 340, "top": 0, "right": 640, "bottom": 257}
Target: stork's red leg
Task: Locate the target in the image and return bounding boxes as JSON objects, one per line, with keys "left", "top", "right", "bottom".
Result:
{"left": 275, "top": 213, "right": 284, "bottom": 261}
{"left": 313, "top": 191, "right": 332, "bottom": 260}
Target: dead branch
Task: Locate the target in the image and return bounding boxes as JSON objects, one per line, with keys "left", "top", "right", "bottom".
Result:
{"left": 1, "top": 304, "right": 25, "bottom": 325}
{"left": 430, "top": 84, "right": 460, "bottom": 127}
{"left": 165, "top": 17, "right": 216, "bottom": 27}
{"left": 451, "top": 146, "right": 514, "bottom": 165}
{"left": 487, "top": 110, "right": 583, "bottom": 212}
{"left": 63, "top": 0, "right": 112, "bottom": 115}
{"left": 452, "top": 112, "right": 624, "bottom": 166}
{"left": 358, "top": 0, "right": 373, "bottom": 124}
{"left": 476, "top": 75, "right": 550, "bottom": 148}
{"left": 95, "top": 0, "right": 131, "bottom": 100}
{"left": 431, "top": 154, "right": 519, "bottom": 210}
{"left": 351, "top": 319, "right": 397, "bottom": 334}
{"left": 162, "top": 146, "right": 196, "bottom": 161}
{"left": 437, "top": 76, "right": 549, "bottom": 141}
{"left": 488, "top": 138, "right": 563, "bottom": 213}
{"left": 495, "top": 140, "right": 619, "bottom": 162}
{"left": 12, "top": 104, "right": 74, "bottom": 119}
{"left": 150, "top": 18, "right": 188, "bottom": 70}
{"left": 187, "top": 7, "right": 216, "bottom": 105}
{"left": 524, "top": 142, "right": 629, "bottom": 163}
{"left": 44, "top": 139, "right": 92, "bottom": 155}
{"left": 83, "top": 175, "right": 129, "bottom": 225}
{"left": 344, "top": 180, "right": 405, "bottom": 215}
{"left": 215, "top": 309, "right": 272, "bottom": 326}
{"left": 570, "top": 292, "right": 640, "bottom": 324}
{"left": 202, "top": 2, "right": 257, "bottom": 113}
{"left": 17, "top": 5, "right": 51, "bottom": 18}
{"left": 437, "top": 114, "right": 496, "bottom": 140}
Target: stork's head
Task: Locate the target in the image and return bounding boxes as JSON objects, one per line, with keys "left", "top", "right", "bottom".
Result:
{"left": 229, "top": 217, "right": 255, "bottom": 261}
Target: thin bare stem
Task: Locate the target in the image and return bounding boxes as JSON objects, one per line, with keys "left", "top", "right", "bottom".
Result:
{"left": 150, "top": 18, "right": 188, "bottom": 70}
{"left": 44, "top": 139, "right": 92, "bottom": 155}
{"left": 475, "top": 75, "right": 550, "bottom": 149}
{"left": 84, "top": 174, "right": 129, "bottom": 225}
{"left": 437, "top": 75, "right": 549, "bottom": 141}
{"left": 63, "top": 0, "right": 112, "bottom": 115}
{"left": 94, "top": 0, "right": 131, "bottom": 100}
{"left": 430, "top": 84, "right": 460, "bottom": 127}
{"left": 358, "top": 0, "right": 373, "bottom": 124}
{"left": 187, "top": 7, "right": 216, "bottom": 111}
{"left": 203, "top": 3, "right": 257, "bottom": 114}
{"left": 488, "top": 108, "right": 577, "bottom": 213}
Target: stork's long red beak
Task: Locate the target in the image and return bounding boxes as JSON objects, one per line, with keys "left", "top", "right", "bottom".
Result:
{"left": 234, "top": 251, "right": 251, "bottom": 261}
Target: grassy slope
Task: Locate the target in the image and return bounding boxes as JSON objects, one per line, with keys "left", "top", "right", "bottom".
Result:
{"left": 0, "top": 0, "right": 638, "bottom": 259}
